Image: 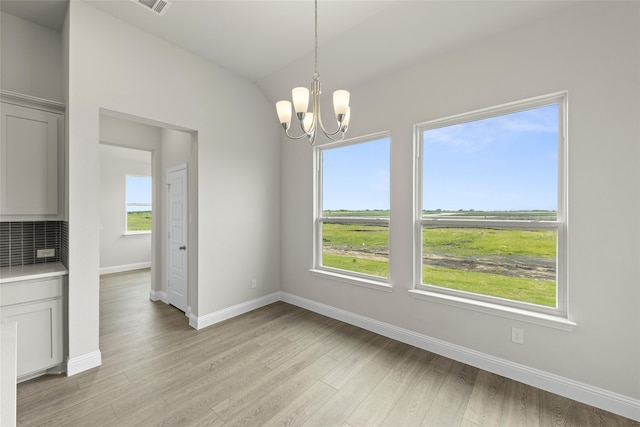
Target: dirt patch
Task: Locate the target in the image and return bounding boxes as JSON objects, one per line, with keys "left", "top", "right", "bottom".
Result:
{"left": 422, "top": 253, "right": 555, "bottom": 281}
{"left": 323, "top": 247, "right": 389, "bottom": 262}
{"left": 324, "top": 247, "right": 555, "bottom": 281}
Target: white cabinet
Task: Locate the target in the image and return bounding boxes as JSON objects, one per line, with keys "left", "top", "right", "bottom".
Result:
{"left": 1, "top": 91, "right": 65, "bottom": 219}
{"left": 0, "top": 276, "right": 64, "bottom": 381}
{"left": 0, "top": 323, "right": 17, "bottom": 426}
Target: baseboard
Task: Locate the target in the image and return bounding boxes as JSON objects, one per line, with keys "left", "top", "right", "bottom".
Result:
{"left": 189, "top": 292, "right": 281, "bottom": 330}
{"left": 280, "top": 292, "right": 640, "bottom": 422}
{"left": 100, "top": 262, "right": 151, "bottom": 275}
{"left": 149, "top": 289, "right": 168, "bottom": 303}
{"left": 66, "top": 350, "right": 102, "bottom": 376}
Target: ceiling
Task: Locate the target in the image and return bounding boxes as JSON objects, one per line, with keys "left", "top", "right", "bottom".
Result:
{"left": 100, "top": 143, "right": 152, "bottom": 163}
{"left": 1, "top": 0, "right": 577, "bottom": 102}
{"left": 0, "top": 0, "right": 68, "bottom": 32}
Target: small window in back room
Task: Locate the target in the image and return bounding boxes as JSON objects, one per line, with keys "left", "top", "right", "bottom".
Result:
{"left": 125, "top": 175, "right": 152, "bottom": 233}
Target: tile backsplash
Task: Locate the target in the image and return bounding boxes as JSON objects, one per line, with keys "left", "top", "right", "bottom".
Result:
{"left": 0, "top": 221, "right": 69, "bottom": 268}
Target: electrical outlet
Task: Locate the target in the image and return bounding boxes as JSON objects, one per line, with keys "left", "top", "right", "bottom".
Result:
{"left": 37, "top": 249, "right": 55, "bottom": 258}
{"left": 251, "top": 279, "right": 257, "bottom": 289}
{"left": 511, "top": 327, "right": 524, "bottom": 344}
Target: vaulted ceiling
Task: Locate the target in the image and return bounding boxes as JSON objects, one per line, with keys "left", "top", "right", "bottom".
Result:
{"left": 1, "top": 0, "right": 576, "bottom": 103}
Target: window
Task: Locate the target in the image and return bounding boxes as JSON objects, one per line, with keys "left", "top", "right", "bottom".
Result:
{"left": 125, "top": 175, "right": 152, "bottom": 233}
{"left": 415, "top": 93, "right": 566, "bottom": 317}
{"left": 314, "top": 134, "right": 391, "bottom": 285}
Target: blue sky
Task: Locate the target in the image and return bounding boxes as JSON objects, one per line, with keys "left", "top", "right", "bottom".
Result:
{"left": 126, "top": 175, "right": 152, "bottom": 212}
{"left": 423, "top": 104, "right": 558, "bottom": 211}
{"left": 322, "top": 137, "right": 390, "bottom": 211}
{"left": 322, "top": 104, "right": 559, "bottom": 212}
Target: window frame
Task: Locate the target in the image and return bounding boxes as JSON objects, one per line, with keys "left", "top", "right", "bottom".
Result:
{"left": 413, "top": 92, "right": 568, "bottom": 319}
{"left": 311, "top": 132, "right": 392, "bottom": 291}
{"left": 125, "top": 174, "right": 152, "bottom": 235}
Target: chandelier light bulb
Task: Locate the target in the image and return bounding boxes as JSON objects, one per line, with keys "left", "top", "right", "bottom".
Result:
{"left": 292, "top": 87, "right": 310, "bottom": 117}
{"left": 302, "top": 112, "right": 314, "bottom": 134}
{"left": 341, "top": 107, "right": 351, "bottom": 131}
{"left": 333, "top": 90, "right": 350, "bottom": 121}
{"left": 276, "top": 100, "right": 292, "bottom": 128}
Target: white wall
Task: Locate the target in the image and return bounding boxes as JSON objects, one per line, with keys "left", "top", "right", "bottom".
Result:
{"left": 99, "top": 145, "right": 152, "bottom": 273}
{"left": 66, "top": 1, "right": 281, "bottom": 371}
{"left": 281, "top": 0, "right": 639, "bottom": 408}
{"left": 0, "top": 11, "right": 63, "bottom": 102}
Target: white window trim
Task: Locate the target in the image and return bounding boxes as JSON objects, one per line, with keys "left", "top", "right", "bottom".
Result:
{"left": 123, "top": 230, "right": 152, "bottom": 237}
{"left": 312, "top": 132, "right": 391, "bottom": 290}
{"left": 125, "top": 174, "right": 152, "bottom": 235}
{"left": 407, "top": 289, "right": 575, "bottom": 331}
{"left": 413, "top": 92, "right": 569, "bottom": 322}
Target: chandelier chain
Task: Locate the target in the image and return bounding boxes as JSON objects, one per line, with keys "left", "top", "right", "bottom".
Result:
{"left": 314, "top": 0, "right": 318, "bottom": 76}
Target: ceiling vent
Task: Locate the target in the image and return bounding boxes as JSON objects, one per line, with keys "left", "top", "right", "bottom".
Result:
{"left": 133, "top": 0, "right": 171, "bottom": 16}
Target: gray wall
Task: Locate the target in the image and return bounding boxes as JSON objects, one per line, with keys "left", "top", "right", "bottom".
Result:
{"left": 0, "top": 11, "right": 63, "bottom": 102}
{"left": 280, "top": 1, "right": 640, "bottom": 402}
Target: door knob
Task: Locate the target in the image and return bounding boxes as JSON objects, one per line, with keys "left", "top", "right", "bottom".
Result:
{"left": 178, "top": 245, "right": 186, "bottom": 251}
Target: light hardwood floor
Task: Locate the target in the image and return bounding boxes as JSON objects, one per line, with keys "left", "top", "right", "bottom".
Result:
{"left": 16, "top": 269, "right": 639, "bottom": 426}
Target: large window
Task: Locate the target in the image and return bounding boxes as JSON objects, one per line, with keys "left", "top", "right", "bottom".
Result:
{"left": 315, "top": 134, "right": 391, "bottom": 284}
{"left": 125, "top": 175, "right": 152, "bottom": 233}
{"left": 415, "top": 93, "right": 566, "bottom": 316}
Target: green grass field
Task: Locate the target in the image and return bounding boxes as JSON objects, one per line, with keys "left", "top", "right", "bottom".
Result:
{"left": 321, "top": 211, "right": 557, "bottom": 307}
{"left": 423, "top": 227, "right": 556, "bottom": 258}
{"left": 127, "top": 211, "right": 152, "bottom": 231}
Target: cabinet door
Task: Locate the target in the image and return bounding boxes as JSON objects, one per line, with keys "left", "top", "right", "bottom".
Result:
{"left": 1, "top": 103, "right": 60, "bottom": 215}
{"left": 0, "top": 299, "right": 63, "bottom": 378}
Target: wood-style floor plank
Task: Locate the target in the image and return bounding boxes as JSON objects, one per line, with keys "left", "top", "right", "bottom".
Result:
{"left": 300, "top": 360, "right": 389, "bottom": 427}
{"left": 500, "top": 378, "right": 542, "bottom": 426}
{"left": 345, "top": 344, "right": 425, "bottom": 426}
{"left": 421, "top": 362, "right": 479, "bottom": 426}
{"left": 380, "top": 352, "right": 452, "bottom": 427}
{"left": 262, "top": 380, "right": 337, "bottom": 427}
{"left": 15, "top": 269, "right": 639, "bottom": 426}
{"left": 463, "top": 369, "right": 508, "bottom": 426}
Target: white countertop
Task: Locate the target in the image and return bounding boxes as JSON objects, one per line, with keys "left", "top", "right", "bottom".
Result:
{"left": 0, "top": 262, "right": 68, "bottom": 284}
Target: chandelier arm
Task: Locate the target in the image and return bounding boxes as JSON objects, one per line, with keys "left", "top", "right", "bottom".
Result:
{"left": 307, "top": 102, "right": 319, "bottom": 144}
{"left": 284, "top": 126, "right": 313, "bottom": 141}
{"left": 316, "top": 111, "right": 347, "bottom": 139}
{"left": 309, "top": 85, "right": 341, "bottom": 141}
{"left": 317, "top": 118, "right": 347, "bottom": 138}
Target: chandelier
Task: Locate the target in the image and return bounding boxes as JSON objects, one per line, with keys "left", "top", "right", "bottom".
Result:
{"left": 275, "top": 0, "right": 351, "bottom": 145}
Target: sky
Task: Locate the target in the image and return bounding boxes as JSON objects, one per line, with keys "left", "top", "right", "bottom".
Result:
{"left": 322, "top": 104, "right": 559, "bottom": 212}
{"left": 422, "top": 104, "right": 559, "bottom": 211}
{"left": 322, "top": 137, "right": 391, "bottom": 211}
{"left": 126, "top": 175, "right": 152, "bottom": 212}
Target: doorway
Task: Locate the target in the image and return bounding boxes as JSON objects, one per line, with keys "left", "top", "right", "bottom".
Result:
{"left": 98, "top": 110, "right": 198, "bottom": 324}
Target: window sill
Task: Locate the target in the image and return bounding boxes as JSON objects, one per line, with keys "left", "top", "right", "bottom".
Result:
{"left": 408, "top": 289, "right": 576, "bottom": 331}
{"left": 123, "top": 231, "right": 152, "bottom": 237}
{"left": 309, "top": 269, "right": 393, "bottom": 293}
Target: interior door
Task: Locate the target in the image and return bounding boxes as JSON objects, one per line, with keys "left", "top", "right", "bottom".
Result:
{"left": 167, "top": 166, "right": 188, "bottom": 312}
